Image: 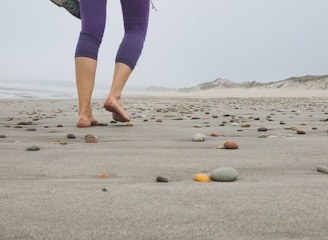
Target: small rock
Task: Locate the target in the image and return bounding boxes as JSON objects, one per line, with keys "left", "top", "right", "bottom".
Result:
{"left": 195, "top": 173, "right": 211, "bottom": 182}
{"left": 57, "top": 124, "right": 63, "bottom": 127}
{"left": 97, "top": 173, "right": 109, "bottom": 178}
{"left": 230, "top": 122, "right": 239, "bottom": 126}
{"left": 312, "top": 127, "right": 318, "bottom": 130}
{"left": 102, "top": 188, "right": 108, "bottom": 192}
{"left": 317, "top": 166, "right": 328, "bottom": 174}
{"left": 223, "top": 140, "right": 239, "bottom": 149}
{"left": 258, "top": 127, "right": 268, "bottom": 132}
{"left": 110, "top": 120, "right": 117, "bottom": 124}
{"left": 156, "top": 176, "right": 168, "bottom": 183}
{"left": 43, "top": 125, "right": 49, "bottom": 128}
{"left": 85, "top": 134, "right": 98, "bottom": 143}
{"left": 241, "top": 123, "right": 250, "bottom": 127}
{"left": 155, "top": 119, "right": 163, "bottom": 123}
{"left": 49, "top": 130, "right": 58, "bottom": 133}
{"left": 0, "top": 135, "right": 6, "bottom": 138}
{"left": 14, "top": 125, "right": 23, "bottom": 128}
{"left": 297, "top": 130, "right": 306, "bottom": 135}
{"left": 26, "top": 127, "right": 36, "bottom": 131}
{"left": 210, "top": 167, "right": 238, "bottom": 182}
{"left": 192, "top": 133, "right": 206, "bottom": 142}
{"left": 267, "top": 135, "right": 278, "bottom": 139}
{"left": 26, "top": 146, "right": 40, "bottom": 151}
{"left": 67, "top": 133, "right": 76, "bottom": 139}
{"left": 217, "top": 145, "right": 224, "bottom": 149}
{"left": 126, "top": 122, "right": 133, "bottom": 127}
{"left": 60, "top": 141, "right": 68, "bottom": 145}
{"left": 211, "top": 133, "right": 219, "bottom": 137}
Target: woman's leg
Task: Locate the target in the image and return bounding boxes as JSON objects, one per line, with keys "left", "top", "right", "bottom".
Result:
{"left": 75, "top": 0, "right": 107, "bottom": 127}
{"left": 104, "top": 0, "right": 150, "bottom": 122}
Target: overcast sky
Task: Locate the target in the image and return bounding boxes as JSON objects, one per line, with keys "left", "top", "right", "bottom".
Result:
{"left": 1, "top": 0, "right": 328, "bottom": 88}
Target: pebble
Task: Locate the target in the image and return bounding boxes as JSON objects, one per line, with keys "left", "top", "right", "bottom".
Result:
{"left": 56, "top": 124, "right": 63, "bottom": 127}
{"left": 156, "top": 176, "right": 168, "bottom": 183}
{"left": 230, "top": 122, "right": 239, "bottom": 126}
{"left": 60, "top": 141, "right": 68, "bottom": 145}
{"left": 192, "top": 133, "right": 206, "bottom": 142}
{"left": 267, "top": 135, "right": 278, "bottom": 139}
{"left": 155, "top": 119, "right": 163, "bottom": 123}
{"left": 26, "top": 146, "right": 40, "bottom": 151}
{"left": 126, "top": 122, "right": 133, "bottom": 127}
{"left": 195, "top": 173, "right": 211, "bottom": 182}
{"left": 223, "top": 140, "right": 239, "bottom": 149}
{"left": 0, "top": 135, "right": 6, "bottom": 138}
{"left": 85, "top": 134, "right": 98, "bottom": 143}
{"left": 241, "top": 123, "right": 250, "bottom": 127}
{"left": 297, "top": 130, "right": 306, "bottom": 135}
{"left": 26, "top": 127, "right": 36, "bottom": 131}
{"left": 258, "top": 127, "right": 268, "bottom": 132}
{"left": 67, "top": 133, "right": 76, "bottom": 139}
{"left": 102, "top": 188, "right": 108, "bottom": 192}
{"left": 316, "top": 166, "right": 328, "bottom": 174}
{"left": 211, "top": 133, "right": 219, "bottom": 137}
{"left": 43, "top": 125, "right": 49, "bottom": 128}
{"left": 97, "top": 173, "right": 109, "bottom": 178}
{"left": 49, "top": 130, "right": 58, "bottom": 133}
{"left": 210, "top": 167, "right": 238, "bottom": 182}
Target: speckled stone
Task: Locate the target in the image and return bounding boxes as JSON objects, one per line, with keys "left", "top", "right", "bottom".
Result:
{"left": 210, "top": 167, "right": 238, "bottom": 182}
{"left": 192, "top": 133, "right": 206, "bottom": 142}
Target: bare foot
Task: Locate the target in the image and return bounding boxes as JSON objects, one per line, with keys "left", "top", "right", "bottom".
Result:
{"left": 76, "top": 118, "right": 91, "bottom": 128}
{"left": 104, "top": 97, "right": 130, "bottom": 122}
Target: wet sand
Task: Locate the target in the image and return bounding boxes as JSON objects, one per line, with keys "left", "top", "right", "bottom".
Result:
{"left": 0, "top": 93, "right": 328, "bottom": 240}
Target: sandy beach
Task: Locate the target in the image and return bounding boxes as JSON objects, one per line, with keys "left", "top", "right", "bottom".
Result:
{"left": 0, "top": 90, "right": 328, "bottom": 240}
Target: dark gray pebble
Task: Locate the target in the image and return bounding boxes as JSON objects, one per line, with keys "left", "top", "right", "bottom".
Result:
{"left": 297, "top": 130, "right": 306, "bottom": 135}
{"left": 317, "top": 166, "right": 328, "bottom": 174}
{"left": 26, "top": 146, "right": 40, "bottom": 151}
{"left": 0, "top": 135, "right": 6, "bottom": 138}
{"left": 57, "top": 124, "right": 63, "bottom": 127}
{"left": 156, "top": 176, "right": 168, "bottom": 183}
{"left": 26, "top": 127, "right": 36, "bottom": 131}
{"left": 102, "top": 188, "right": 108, "bottom": 192}
{"left": 67, "top": 133, "right": 76, "bottom": 139}
{"left": 258, "top": 127, "right": 268, "bottom": 132}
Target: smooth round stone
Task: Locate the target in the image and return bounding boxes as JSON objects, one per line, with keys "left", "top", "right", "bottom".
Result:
{"left": 155, "top": 119, "right": 163, "bottom": 123}
{"left": 60, "top": 141, "right": 68, "bottom": 145}
{"left": 56, "top": 124, "right": 63, "bottom": 127}
{"left": 297, "top": 130, "right": 306, "bottom": 135}
{"left": 254, "top": 117, "right": 260, "bottom": 121}
{"left": 317, "top": 166, "right": 328, "bottom": 174}
{"left": 195, "top": 173, "right": 211, "bottom": 182}
{"left": 230, "top": 122, "right": 239, "bottom": 126}
{"left": 97, "top": 173, "right": 109, "bottom": 178}
{"left": 156, "top": 176, "right": 168, "bottom": 183}
{"left": 258, "top": 127, "right": 268, "bottom": 132}
{"left": 26, "top": 146, "right": 40, "bottom": 151}
{"left": 223, "top": 140, "right": 239, "bottom": 149}
{"left": 85, "top": 134, "right": 98, "bottom": 143}
{"left": 211, "top": 167, "right": 238, "bottom": 182}
{"left": 211, "top": 133, "right": 219, "bottom": 137}
{"left": 241, "top": 123, "right": 250, "bottom": 128}
{"left": 0, "top": 135, "right": 6, "bottom": 138}
{"left": 67, "top": 133, "right": 76, "bottom": 139}
{"left": 192, "top": 133, "right": 206, "bottom": 142}
{"left": 126, "top": 122, "right": 133, "bottom": 127}
{"left": 26, "top": 127, "right": 36, "bottom": 131}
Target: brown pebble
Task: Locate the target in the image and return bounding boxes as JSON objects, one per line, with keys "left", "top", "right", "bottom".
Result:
{"left": 67, "top": 133, "right": 76, "bottom": 139}
{"left": 297, "top": 130, "right": 306, "bottom": 135}
{"left": 223, "top": 140, "right": 239, "bottom": 149}
{"left": 57, "top": 124, "right": 63, "bottom": 127}
{"left": 85, "top": 134, "right": 98, "bottom": 143}
{"left": 126, "top": 122, "right": 133, "bottom": 127}
{"left": 156, "top": 176, "right": 168, "bottom": 182}
{"left": 241, "top": 123, "right": 250, "bottom": 127}
{"left": 97, "top": 173, "right": 109, "bottom": 178}
{"left": 155, "top": 119, "right": 163, "bottom": 123}
{"left": 26, "top": 127, "right": 36, "bottom": 131}
{"left": 211, "top": 133, "right": 219, "bottom": 137}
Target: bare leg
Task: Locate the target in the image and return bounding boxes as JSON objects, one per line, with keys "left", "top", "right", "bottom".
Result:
{"left": 75, "top": 57, "right": 99, "bottom": 127}
{"left": 104, "top": 62, "right": 131, "bottom": 122}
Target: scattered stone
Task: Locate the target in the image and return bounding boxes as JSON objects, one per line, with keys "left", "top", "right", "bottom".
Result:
{"left": 26, "top": 146, "right": 40, "bottom": 151}
{"left": 60, "top": 141, "right": 68, "bottom": 145}
{"left": 317, "top": 166, "right": 328, "bottom": 174}
{"left": 194, "top": 125, "right": 202, "bottom": 128}
{"left": 230, "top": 122, "right": 239, "bottom": 126}
{"left": 212, "top": 115, "right": 218, "bottom": 118}
{"left": 43, "top": 124, "right": 49, "bottom": 128}
{"left": 267, "top": 135, "right": 278, "bottom": 139}
{"left": 49, "top": 130, "right": 58, "bottom": 133}
{"left": 195, "top": 173, "right": 211, "bottom": 182}
{"left": 258, "top": 135, "right": 269, "bottom": 138}
{"left": 155, "top": 119, "right": 163, "bottom": 123}
{"left": 85, "top": 134, "right": 98, "bottom": 143}
{"left": 286, "top": 134, "right": 293, "bottom": 137}
{"left": 241, "top": 123, "right": 250, "bottom": 127}
{"left": 258, "top": 127, "right": 268, "bottom": 132}
{"left": 297, "top": 130, "right": 306, "bottom": 135}
{"left": 191, "top": 117, "right": 201, "bottom": 120}
{"left": 67, "top": 133, "right": 76, "bottom": 139}
{"left": 14, "top": 125, "right": 23, "bottom": 128}
{"left": 280, "top": 121, "right": 285, "bottom": 125}
{"left": 223, "top": 114, "right": 230, "bottom": 117}
{"left": 126, "top": 122, "right": 133, "bottom": 127}
{"left": 97, "top": 173, "right": 109, "bottom": 179}
{"left": 219, "top": 123, "right": 225, "bottom": 126}
{"left": 223, "top": 140, "right": 239, "bottom": 149}
{"left": 110, "top": 120, "right": 117, "bottom": 124}
{"left": 173, "top": 117, "right": 184, "bottom": 120}
{"left": 26, "top": 127, "right": 36, "bottom": 131}
{"left": 217, "top": 145, "right": 224, "bottom": 149}
{"left": 254, "top": 117, "right": 260, "bottom": 121}
{"left": 192, "top": 133, "right": 206, "bottom": 142}
{"left": 156, "top": 176, "right": 168, "bottom": 183}
{"left": 300, "top": 123, "right": 306, "bottom": 126}
{"left": 102, "top": 188, "right": 108, "bottom": 192}
{"left": 57, "top": 124, "right": 63, "bottom": 127}
{"left": 211, "top": 133, "right": 219, "bottom": 137}
{"left": 0, "top": 135, "right": 6, "bottom": 138}
{"left": 210, "top": 167, "right": 238, "bottom": 182}
{"left": 312, "top": 127, "right": 318, "bottom": 130}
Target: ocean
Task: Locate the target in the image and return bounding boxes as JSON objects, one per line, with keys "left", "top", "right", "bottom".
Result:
{"left": 0, "top": 79, "right": 111, "bottom": 99}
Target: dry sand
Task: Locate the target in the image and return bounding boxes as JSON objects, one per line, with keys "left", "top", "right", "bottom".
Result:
{"left": 0, "top": 89, "right": 328, "bottom": 240}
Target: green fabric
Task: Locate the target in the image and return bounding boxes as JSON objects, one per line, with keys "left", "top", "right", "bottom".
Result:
{"left": 63, "top": 0, "right": 80, "bottom": 19}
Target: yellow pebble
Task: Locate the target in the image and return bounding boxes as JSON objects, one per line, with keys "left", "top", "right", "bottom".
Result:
{"left": 195, "top": 173, "right": 211, "bottom": 182}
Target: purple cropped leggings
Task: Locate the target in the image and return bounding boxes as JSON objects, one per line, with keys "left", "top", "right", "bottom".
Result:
{"left": 75, "top": 0, "right": 150, "bottom": 70}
